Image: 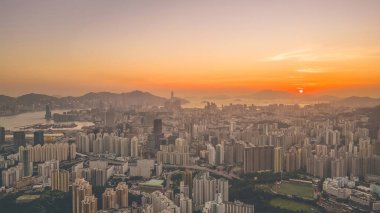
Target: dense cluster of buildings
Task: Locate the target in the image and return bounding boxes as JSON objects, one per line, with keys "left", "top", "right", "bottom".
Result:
{"left": 77, "top": 133, "right": 138, "bottom": 158}
{"left": 1, "top": 98, "right": 380, "bottom": 212}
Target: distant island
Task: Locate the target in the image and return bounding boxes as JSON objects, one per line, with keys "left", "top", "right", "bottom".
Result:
{"left": 0, "top": 91, "right": 189, "bottom": 116}
{"left": 1, "top": 90, "right": 380, "bottom": 117}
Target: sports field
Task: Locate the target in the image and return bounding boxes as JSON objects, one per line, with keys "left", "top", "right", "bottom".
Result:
{"left": 276, "top": 181, "right": 314, "bottom": 199}
{"left": 270, "top": 198, "right": 319, "bottom": 213}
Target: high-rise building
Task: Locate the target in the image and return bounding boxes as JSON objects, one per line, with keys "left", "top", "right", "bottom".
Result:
{"left": 225, "top": 200, "right": 255, "bottom": 213}
{"left": 182, "top": 169, "right": 193, "bottom": 198}
{"left": 34, "top": 131, "right": 44, "bottom": 146}
{"left": 102, "top": 188, "right": 116, "bottom": 210}
{"left": 120, "top": 138, "right": 130, "bottom": 157}
{"left": 45, "top": 105, "right": 52, "bottom": 120}
{"left": 233, "top": 141, "right": 246, "bottom": 164}
{"left": 129, "top": 159, "right": 154, "bottom": 178}
{"left": 193, "top": 172, "right": 216, "bottom": 208}
{"left": 202, "top": 193, "right": 225, "bottom": 213}
{"left": 73, "top": 178, "right": 93, "bottom": 213}
{"left": 193, "top": 172, "right": 228, "bottom": 209}
{"left": 243, "top": 145, "right": 274, "bottom": 174}
{"left": 229, "top": 121, "right": 236, "bottom": 136}
{"left": 331, "top": 158, "right": 348, "bottom": 178}
{"left": 180, "top": 194, "right": 193, "bottom": 213}
{"left": 115, "top": 182, "right": 129, "bottom": 208}
{"left": 18, "top": 146, "right": 33, "bottom": 177}
{"left": 156, "top": 138, "right": 190, "bottom": 166}
{"left": 1, "top": 164, "right": 23, "bottom": 187}
{"left": 52, "top": 170, "right": 69, "bottom": 192}
{"left": 285, "top": 147, "right": 298, "bottom": 172}
{"left": 182, "top": 169, "right": 193, "bottom": 187}
{"left": 153, "top": 119, "right": 162, "bottom": 135}
{"left": 216, "top": 144, "right": 224, "bottom": 165}
{"left": 13, "top": 131, "right": 26, "bottom": 147}
{"left": 70, "top": 143, "right": 77, "bottom": 160}
{"left": 207, "top": 144, "right": 216, "bottom": 165}
{"left": 38, "top": 160, "right": 59, "bottom": 183}
{"left": 105, "top": 107, "right": 115, "bottom": 127}
{"left": 0, "top": 127, "right": 5, "bottom": 144}
{"left": 81, "top": 195, "right": 97, "bottom": 213}
{"left": 131, "top": 137, "right": 139, "bottom": 157}
{"left": 151, "top": 191, "right": 180, "bottom": 212}
{"left": 180, "top": 181, "right": 189, "bottom": 198}
{"left": 18, "top": 142, "right": 76, "bottom": 163}
{"left": 274, "top": 147, "right": 283, "bottom": 173}
{"left": 217, "top": 179, "right": 229, "bottom": 202}
{"left": 90, "top": 167, "right": 108, "bottom": 187}
{"left": 224, "top": 144, "right": 234, "bottom": 165}
{"left": 155, "top": 163, "right": 162, "bottom": 176}
{"left": 77, "top": 134, "right": 90, "bottom": 154}
{"left": 152, "top": 119, "right": 163, "bottom": 151}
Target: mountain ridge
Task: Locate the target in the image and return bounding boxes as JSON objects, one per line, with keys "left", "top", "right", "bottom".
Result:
{"left": 0, "top": 91, "right": 188, "bottom": 108}
{"left": 1, "top": 90, "right": 379, "bottom": 108}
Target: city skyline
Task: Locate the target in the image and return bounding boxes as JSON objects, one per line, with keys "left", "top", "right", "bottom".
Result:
{"left": 2, "top": 1, "right": 380, "bottom": 213}
{"left": 1, "top": 0, "right": 380, "bottom": 98}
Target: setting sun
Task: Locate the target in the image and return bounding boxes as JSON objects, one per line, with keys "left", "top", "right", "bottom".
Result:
{"left": 1, "top": 1, "right": 380, "bottom": 212}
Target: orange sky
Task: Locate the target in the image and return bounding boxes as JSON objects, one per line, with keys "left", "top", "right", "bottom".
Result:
{"left": 1, "top": 0, "right": 379, "bottom": 98}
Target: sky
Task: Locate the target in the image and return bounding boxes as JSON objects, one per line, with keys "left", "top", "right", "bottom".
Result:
{"left": 1, "top": 0, "right": 380, "bottom": 99}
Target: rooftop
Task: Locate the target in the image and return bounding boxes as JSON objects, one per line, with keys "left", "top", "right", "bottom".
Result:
{"left": 140, "top": 179, "right": 164, "bottom": 187}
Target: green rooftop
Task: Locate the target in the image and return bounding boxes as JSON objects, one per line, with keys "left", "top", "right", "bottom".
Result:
{"left": 140, "top": 179, "right": 164, "bottom": 187}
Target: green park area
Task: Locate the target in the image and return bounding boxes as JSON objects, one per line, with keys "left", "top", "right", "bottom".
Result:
{"left": 16, "top": 194, "right": 40, "bottom": 203}
{"left": 270, "top": 198, "right": 319, "bottom": 213}
{"left": 275, "top": 181, "right": 314, "bottom": 199}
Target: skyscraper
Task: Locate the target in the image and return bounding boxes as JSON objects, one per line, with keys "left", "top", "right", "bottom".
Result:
{"left": 1, "top": 164, "right": 23, "bottom": 187}
{"left": 81, "top": 195, "right": 97, "bottom": 213}
{"left": 243, "top": 145, "right": 274, "bottom": 174}
{"left": 202, "top": 193, "right": 225, "bottom": 213}
{"left": 274, "top": 147, "right": 283, "bottom": 173}
{"left": 45, "top": 104, "right": 52, "bottom": 120}
{"left": 115, "top": 182, "right": 129, "bottom": 208}
{"left": 153, "top": 119, "right": 162, "bottom": 135}
{"left": 180, "top": 194, "right": 193, "bottom": 213}
{"left": 18, "top": 146, "right": 33, "bottom": 177}
{"left": 52, "top": 170, "right": 69, "bottom": 192}
{"left": 216, "top": 144, "right": 224, "bottom": 165}
{"left": 131, "top": 136, "right": 139, "bottom": 157}
{"left": 38, "top": 160, "right": 59, "bottom": 183}
{"left": 207, "top": 144, "right": 216, "bottom": 165}
{"left": 13, "top": 131, "right": 26, "bottom": 147}
{"left": 193, "top": 172, "right": 228, "bottom": 209}
{"left": 153, "top": 119, "right": 163, "bottom": 150}
{"left": 225, "top": 200, "right": 255, "bottom": 213}
{"left": 151, "top": 191, "right": 180, "bottom": 212}
{"left": 0, "top": 127, "right": 5, "bottom": 144}
{"left": 182, "top": 169, "right": 193, "bottom": 198}
{"left": 73, "top": 178, "right": 93, "bottom": 213}
{"left": 34, "top": 131, "right": 44, "bottom": 146}
{"left": 102, "top": 188, "right": 116, "bottom": 210}
{"left": 180, "top": 181, "right": 190, "bottom": 198}
{"left": 217, "top": 178, "right": 229, "bottom": 202}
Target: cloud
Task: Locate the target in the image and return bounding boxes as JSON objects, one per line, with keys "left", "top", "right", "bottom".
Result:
{"left": 287, "top": 76, "right": 304, "bottom": 79}
{"left": 296, "top": 68, "right": 325, "bottom": 73}
{"left": 267, "top": 48, "right": 376, "bottom": 62}
{"left": 268, "top": 49, "right": 312, "bottom": 61}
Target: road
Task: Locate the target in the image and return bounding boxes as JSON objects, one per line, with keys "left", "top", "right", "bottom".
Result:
{"left": 162, "top": 164, "right": 241, "bottom": 180}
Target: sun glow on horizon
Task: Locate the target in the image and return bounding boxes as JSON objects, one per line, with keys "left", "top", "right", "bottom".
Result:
{"left": 0, "top": 1, "right": 380, "bottom": 97}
